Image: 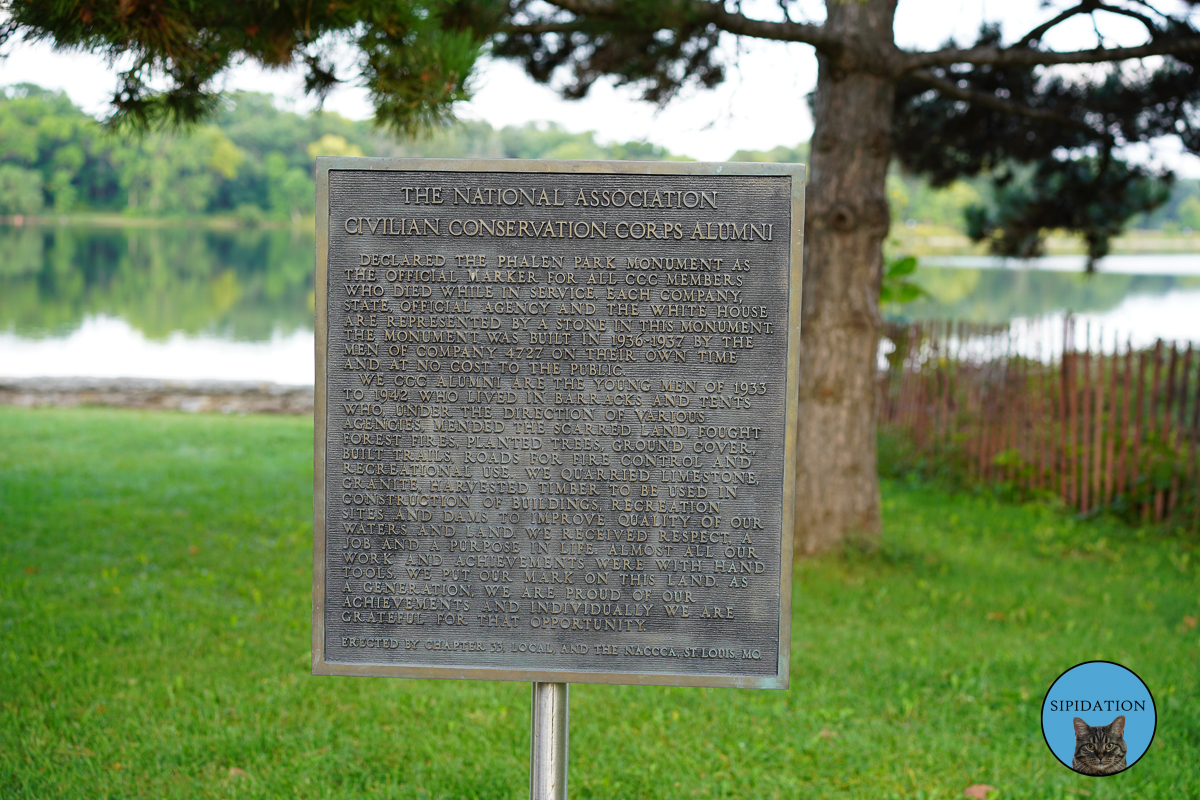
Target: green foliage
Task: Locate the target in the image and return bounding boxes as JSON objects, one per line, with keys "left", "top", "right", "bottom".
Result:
{"left": 3, "top": 82, "right": 1196, "bottom": 237}
{"left": 2, "top": 408, "right": 1198, "bottom": 798}
{"left": 879, "top": 254, "right": 927, "bottom": 305}
{"left": 113, "top": 127, "right": 246, "bottom": 216}
{"left": 0, "top": 84, "right": 123, "bottom": 211}
{"left": 888, "top": 173, "right": 984, "bottom": 228}
{"left": 0, "top": 84, "right": 257, "bottom": 216}
{"left": 359, "top": 10, "right": 488, "bottom": 137}
{"left": 891, "top": 166, "right": 1199, "bottom": 235}
{"left": 1, "top": 0, "right": 502, "bottom": 134}
{"left": 0, "top": 87, "right": 688, "bottom": 220}
{"left": 0, "top": 163, "right": 43, "bottom": 213}
{"left": 264, "top": 153, "right": 314, "bottom": 222}
{"left": 306, "top": 134, "right": 366, "bottom": 160}
{"left": 962, "top": 158, "right": 1173, "bottom": 269}
{"left": 1133, "top": 178, "right": 1200, "bottom": 232}
{"left": 1178, "top": 195, "right": 1200, "bottom": 231}
{"left": 729, "top": 143, "right": 809, "bottom": 164}
{"left": 894, "top": 22, "right": 1193, "bottom": 264}
{"left": 376, "top": 119, "right": 688, "bottom": 162}
{"left": 723, "top": 143, "right": 1196, "bottom": 238}
{"left": 877, "top": 428, "right": 975, "bottom": 491}
{"left": 1106, "top": 429, "right": 1200, "bottom": 527}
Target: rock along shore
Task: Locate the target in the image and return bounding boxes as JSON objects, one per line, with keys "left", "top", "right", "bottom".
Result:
{"left": 0, "top": 377, "right": 313, "bottom": 415}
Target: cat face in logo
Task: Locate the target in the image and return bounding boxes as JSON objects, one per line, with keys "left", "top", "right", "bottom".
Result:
{"left": 1071, "top": 716, "right": 1127, "bottom": 775}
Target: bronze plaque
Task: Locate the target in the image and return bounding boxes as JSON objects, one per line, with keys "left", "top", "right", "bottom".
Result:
{"left": 313, "top": 159, "right": 803, "bottom": 688}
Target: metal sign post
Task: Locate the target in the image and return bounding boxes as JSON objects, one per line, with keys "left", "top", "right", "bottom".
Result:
{"left": 530, "top": 683, "right": 569, "bottom": 800}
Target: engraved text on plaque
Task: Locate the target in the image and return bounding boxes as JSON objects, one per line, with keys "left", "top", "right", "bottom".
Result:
{"left": 313, "top": 159, "right": 803, "bottom": 688}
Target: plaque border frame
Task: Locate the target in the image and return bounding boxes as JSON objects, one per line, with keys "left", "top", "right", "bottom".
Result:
{"left": 313, "top": 158, "right": 804, "bottom": 689}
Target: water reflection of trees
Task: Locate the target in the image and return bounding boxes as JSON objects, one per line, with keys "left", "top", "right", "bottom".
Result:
{"left": 896, "top": 267, "right": 1200, "bottom": 322}
{"left": 4, "top": 229, "right": 1196, "bottom": 339}
{"left": 0, "top": 225, "right": 314, "bottom": 340}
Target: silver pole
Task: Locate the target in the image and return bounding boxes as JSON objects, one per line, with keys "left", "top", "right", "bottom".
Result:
{"left": 530, "top": 682, "right": 568, "bottom": 800}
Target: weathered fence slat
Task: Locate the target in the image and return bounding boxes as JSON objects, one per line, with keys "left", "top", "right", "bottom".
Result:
{"left": 1189, "top": 344, "right": 1200, "bottom": 529}
{"left": 1165, "top": 342, "right": 1180, "bottom": 516}
{"left": 1118, "top": 340, "right": 1134, "bottom": 503}
{"left": 1150, "top": 341, "right": 1165, "bottom": 522}
{"left": 880, "top": 315, "right": 1198, "bottom": 529}
{"left": 1104, "top": 334, "right": 1119, "bottom": 509}
{"left": 1081, "top": 331, "right": 1092, "bottom": 515}
{"left": 1092, "top": 340, "right": 1105, "bottom": 515}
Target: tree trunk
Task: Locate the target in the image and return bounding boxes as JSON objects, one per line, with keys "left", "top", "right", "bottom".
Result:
{"left": 794, "top": 0, "right": 897, "bottom": 553}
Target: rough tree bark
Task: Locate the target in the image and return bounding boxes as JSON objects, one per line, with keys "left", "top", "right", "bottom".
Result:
{"left": 795, "top": 0, "right": 897, "bottom": 553}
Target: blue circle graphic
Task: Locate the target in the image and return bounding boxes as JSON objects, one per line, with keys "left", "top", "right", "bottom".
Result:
{"left": 1041, "top": 661, "right": 1156, "bottom": 774}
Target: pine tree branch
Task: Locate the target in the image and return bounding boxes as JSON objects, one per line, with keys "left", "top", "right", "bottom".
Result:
{"left": 544, "top": 0, "right": 839, "bottom": 52}
{"left": 541, "top": 0, "right": 1199, "bottom": 74}
{"left": 1129, "top": 0, "right": 1170, "bottom": 18}
{"left": 1015, "top": 2, "right": 1163, "bottom": 45}
{"left": 1018, "top": 3, "right": 1094, "bottom": 46}
{"left": 504, "top": 22, "right": 586, "bottom": 35}
{"left": 905, "top": 36, "right": 1200, "bottom": 71}
{"left": 909, "top": 69, "right": 1105, "bottom": 140}
{"left": 1096, "top": 3, "right": 1163, "bottom": 34}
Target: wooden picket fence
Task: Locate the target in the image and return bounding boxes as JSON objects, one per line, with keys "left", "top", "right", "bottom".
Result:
{"left": 879, "top": 316, "right": 1200, "bottom": 528}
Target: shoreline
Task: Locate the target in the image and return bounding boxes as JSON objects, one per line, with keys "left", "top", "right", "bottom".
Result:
{"left": 0, "top": 213, "right": 314, "bottom": 231}
{"left": 0, "top": 377, "right": 313, "bottom": 415}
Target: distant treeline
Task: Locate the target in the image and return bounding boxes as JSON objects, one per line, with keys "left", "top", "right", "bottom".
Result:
{"left": 886, "top": 170, "right": 1200, "bottom": 233}
{"left": 0, "top": 84, "right": 689, "bottom": 223}
{"left": 1, "top": 83, "right": 1197, "bottom": 232}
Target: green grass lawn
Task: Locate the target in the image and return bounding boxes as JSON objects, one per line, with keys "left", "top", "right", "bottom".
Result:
{"left": 1, "top": 407, "right": 1197, "bottom": 799}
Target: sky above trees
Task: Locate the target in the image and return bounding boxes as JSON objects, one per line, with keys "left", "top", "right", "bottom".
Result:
{"left": 0, "top": 0, "right": 1197, "bottom": 174}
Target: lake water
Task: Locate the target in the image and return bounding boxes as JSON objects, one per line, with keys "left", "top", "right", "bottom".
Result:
{"left": 0, "top": 225, "right": 316, "bottom": 384}
{"left": 1, "top": 226, "right": 1197, "bottom": 384}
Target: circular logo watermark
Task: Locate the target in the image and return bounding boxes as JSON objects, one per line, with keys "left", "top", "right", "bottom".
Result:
{"left": 1041, "top": 661, "right": 1156, "bottom": 776}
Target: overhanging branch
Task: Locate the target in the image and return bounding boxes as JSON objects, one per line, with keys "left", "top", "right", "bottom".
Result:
{"left": 544, "top": 0, "right": 840, "bottom": 53}
{"left": 536, "top": 0, "right": 1199, "bottom": 79}
{"left": 1019, "top": 2, "right": 1164, "bottom": 47}
{"left": 905, "top": 36, "right": 1200, "bottom": 71}
{"left": 909, "top": 69, "right": 1106, "bottom": 141}
{"left": 503, "top": 22, "right": 586, "bottom": 35}
{"left": 1018, "top": 3, "right": 1092, "bottom": 46}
